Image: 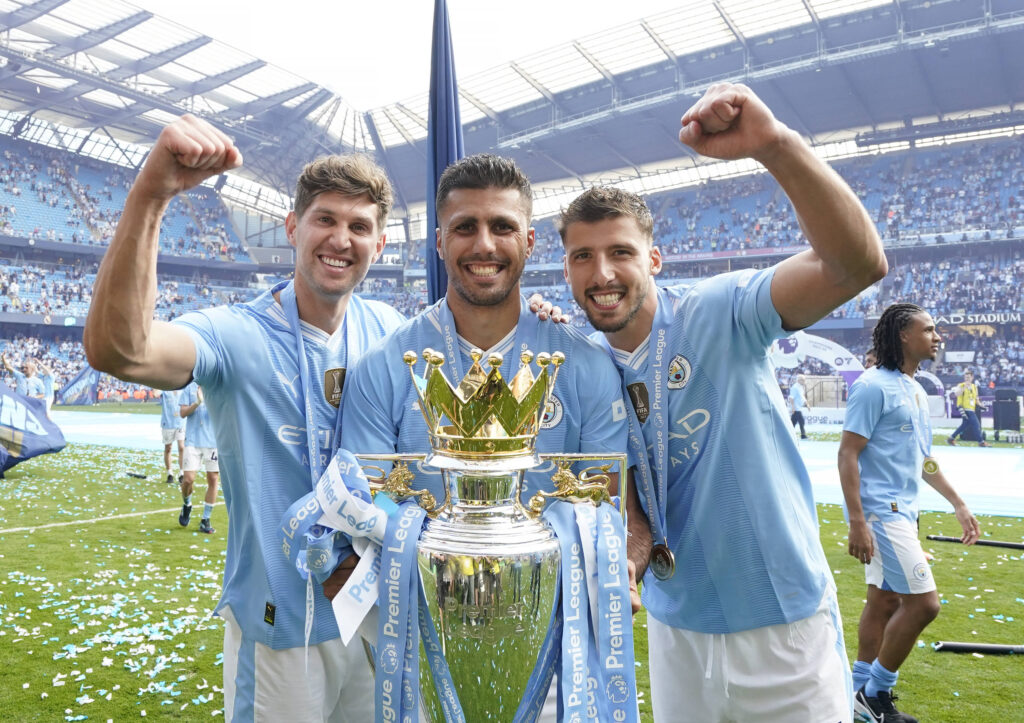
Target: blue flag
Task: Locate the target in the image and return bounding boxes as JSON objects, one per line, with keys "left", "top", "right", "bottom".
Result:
{"left": 56, "top": 364, "right": 101, "bottom": 406}
{"left": 0, "top": 386, "right": 66, "bottom": 475}
{"left": 425, "top": 0, "right": 464, "bottom": 304}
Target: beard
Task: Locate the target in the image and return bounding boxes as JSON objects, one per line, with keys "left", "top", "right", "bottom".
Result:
{"left": 446, "top": 253, "right": 525, "bottom": 307}
{"left": 578, "top": 283, "right": 649, "bottom": 333}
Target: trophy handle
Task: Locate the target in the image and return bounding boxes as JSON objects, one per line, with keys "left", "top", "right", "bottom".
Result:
{"left": 358, "top": 456, "right": 440, "bottom": 515}
{"left": 526, "top": 458, "right": 613, "bottom": 514}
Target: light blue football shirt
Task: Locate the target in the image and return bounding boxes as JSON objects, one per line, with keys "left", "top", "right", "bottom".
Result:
{"left": 174, "top": 281, "right": 404, "bottom": 649}
{"left": 790, "top": 383, "right": 807, "bottom": 413}
{"left": 606, "top": 269, "right": 831, "bottom": 634}
{"left": 11, "top": 369, "right": 43, "bottom": 397}
{"left": 339, "top": 296, "right": 630, "bottom": 504}
{"left": 843, "top": 366, "right": 931, "bottom": 523}
{"left": 180, "top": 382, "right": 217, "bottom": 449}
{"left": 40, "top": 373, "right": 54, "bottom": 402}
{"left": 10, "top": 369, "right": 27, "bottom": 397}
{"left": 160, "top": 388, "right": 184, "bottom": 430}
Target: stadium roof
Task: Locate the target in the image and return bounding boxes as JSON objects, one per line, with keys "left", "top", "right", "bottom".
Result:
{"left": 2, "top": 0, "right": 1024, "bottom": 223}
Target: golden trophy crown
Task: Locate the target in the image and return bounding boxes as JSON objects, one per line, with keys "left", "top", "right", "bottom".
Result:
{"left": 404, "top": 347, "right": 564, "bottom": 467}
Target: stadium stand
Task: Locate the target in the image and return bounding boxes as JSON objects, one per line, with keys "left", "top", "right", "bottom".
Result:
{"left": 3, "top": 133, "right": 1024, "bottom": 402}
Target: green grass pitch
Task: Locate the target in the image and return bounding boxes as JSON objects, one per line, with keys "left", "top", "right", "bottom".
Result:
{"left": 1, "top": 443, "right": 1021, "bottom": 721}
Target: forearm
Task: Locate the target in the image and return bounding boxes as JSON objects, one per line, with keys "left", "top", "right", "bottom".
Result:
{"left": 760, "top": 131, "right": 886, "bottom": 293}
{"left": 624, "top": 470, "right": 653, "bottom": 580}
{"left": 837, "top": 447, "right": 866, "bottom": 522}
{"left": 922, "top": 465, "right": 966, "bottom": 510}
{"left": 84, "top": 188, "right": 169, "bottom": 375}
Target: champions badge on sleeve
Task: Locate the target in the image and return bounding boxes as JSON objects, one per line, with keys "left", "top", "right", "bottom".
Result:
{"left": 282, "top": 348, "right": 639, "bottom": 722}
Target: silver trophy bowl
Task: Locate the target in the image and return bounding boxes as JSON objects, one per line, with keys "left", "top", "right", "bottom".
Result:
{"left": 416, "top": 466, "right": 560, "bottom": 722}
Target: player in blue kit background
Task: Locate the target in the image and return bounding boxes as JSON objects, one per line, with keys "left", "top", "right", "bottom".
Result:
{"left": 178, "top": 382, "right": 219, "bottom": 534}
{"left": 559, "top": 82, "right": 888, "bottom": 722}
{"left": 84, "top": 114, "right": 403, "bottom": 722}
{"left": 159, "top": 386, "right": 185, "bottom": 485}
{"left": 839, "top": 304, "right": 979, "bottom": 723}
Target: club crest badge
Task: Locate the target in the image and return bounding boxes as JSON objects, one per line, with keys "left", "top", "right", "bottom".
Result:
{"left": 324, "top": 368, "right": 346, "bottom": 408}
{"left": 541, "top": 395, "right": 563, "bottom": 429}
{"left": 667, "top": 354, "right": 691, "bottom": 390}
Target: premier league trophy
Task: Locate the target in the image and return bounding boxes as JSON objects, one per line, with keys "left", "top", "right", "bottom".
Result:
{"left": 362, "top": 346, "right": 630, "bottom": 716}
{"left": 282, "top": 348, "right": 636, "bottom": 721}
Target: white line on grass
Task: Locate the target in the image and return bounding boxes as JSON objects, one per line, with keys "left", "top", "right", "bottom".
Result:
{"left": 0, "top": 502, "right": 224, "bottom": 535}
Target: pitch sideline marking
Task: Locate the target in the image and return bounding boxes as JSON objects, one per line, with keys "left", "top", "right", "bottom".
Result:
{"left": 0, "top": 502, "right": 224, "bottom": 535}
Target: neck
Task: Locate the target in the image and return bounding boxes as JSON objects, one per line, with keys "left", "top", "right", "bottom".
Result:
{"left": 282, "top": 280, "right": 351, "bottom": 335}
{"left": 446, "top": 287, "right": 521, "bottom": 350}
{"left": 900, "top": 359, "right": 920, "bottom": 376}
{"left": 604, "top": 282, "right": 658, "bottom": 353}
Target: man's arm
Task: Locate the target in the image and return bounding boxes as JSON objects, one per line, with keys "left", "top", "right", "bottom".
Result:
{"left": 922, "top": 460, "right": 980, "bottom": 545}
{"left": 83, "top": 115, "right": 242, "bottom": 389}
{"left": 1, "top": 354, "right": 13, "bottom": 374}
{"left": 838, "top": 430, "right": 874, "bottom": 564}
{"left": 624, "top": 469, "right": 652, "bottom": 613}
{"left": 679, "top": 83, "right": 887, "bottom": 330}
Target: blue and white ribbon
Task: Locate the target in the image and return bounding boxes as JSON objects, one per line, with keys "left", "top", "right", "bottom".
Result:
{"left": 545, "top": 500, "right": 639, "bottom": 723}
{"left": 376, "top": 499, "right": 427, "bottom": 723}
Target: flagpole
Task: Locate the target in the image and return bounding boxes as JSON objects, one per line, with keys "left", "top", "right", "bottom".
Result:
{"left": 425, "top": 0, "right": 464, "bottom": 304}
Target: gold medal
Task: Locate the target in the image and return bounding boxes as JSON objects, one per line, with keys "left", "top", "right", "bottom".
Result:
{"left": 649, "top": 543, "right": 676, "bottom": 581}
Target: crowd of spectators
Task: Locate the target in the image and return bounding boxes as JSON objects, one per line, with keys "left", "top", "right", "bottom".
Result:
{"left": 1, "top": 138, "right": 249, "bottom": 261}
{"left": 3, "top": 132, "right": 1024, "bottom": 404}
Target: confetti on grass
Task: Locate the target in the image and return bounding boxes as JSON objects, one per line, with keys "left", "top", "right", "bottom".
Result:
{"left": 1, "top": 444, "right": 228, "bottom": 719}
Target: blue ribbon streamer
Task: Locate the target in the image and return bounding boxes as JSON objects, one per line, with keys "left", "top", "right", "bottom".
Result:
{"left": 375, "top": 500, "right": 427, "bottom": 723}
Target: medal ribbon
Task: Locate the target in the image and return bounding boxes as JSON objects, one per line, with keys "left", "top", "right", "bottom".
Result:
{"left": 602, "top": 287, "right": 673, "bottom": 552}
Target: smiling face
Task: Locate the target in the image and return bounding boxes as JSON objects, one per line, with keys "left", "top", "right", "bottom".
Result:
{"left": 562, "top": 215, "right": 661, "bottom": 351}
{"left": 287, "top": 191, "right": 385, "bottom": 309}
{"left": 436, "top": 186, "right": 534, "bottom": 308}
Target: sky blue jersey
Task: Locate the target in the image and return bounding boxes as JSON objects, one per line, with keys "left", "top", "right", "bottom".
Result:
{"left": 160, "top": 388, "right": 184, "bottom": 430}
{"left": 180, "top": 382, "right": 217, "bottom": 449}
{"left": 339, "top": 296, "right": 630, "bottom": 503}
{"left": 174, "top": 282, "right": 404, "bottom": 649}
{"left": 605, "top": 269, "right": 831, "bottom": 634}
{"left": 11, "top": 369, "right": 43, "bottom": 397}
{"left": 843, "top": 366, "right": 931, "bottom": 523}
{"left": 790, "top": 383, "right": 807, "bottom": 412}
{"left": 40, "top": 374, "right": 54, "bottom": 401}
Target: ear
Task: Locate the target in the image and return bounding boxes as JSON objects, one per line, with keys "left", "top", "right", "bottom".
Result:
{"left": 435, "top": 226, "right": 443, "bottom": 260}
{"left": 650, "top": 245, "right": 663, "bottom": 276}
{"left": 526, "top": 227, "right": 536, "bottom": 257}
{"left": 563, "top": 254, "right": 570, "bottom": 284}
{"left": 372, "top": 233, "right": 387, "bottom": 264}
{"left": 285, "top": 211, "right": 297, "bottom": 248}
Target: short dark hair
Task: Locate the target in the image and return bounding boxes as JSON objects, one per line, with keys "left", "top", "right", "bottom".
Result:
{"left": 294, "top": 154, "right": 393, "bottom": 231}
{"left": 556, "top": 186, "right": 654, "bottom": 243}
{"left": 435, "top": 153, "right": 532, "bottom": 219}
{"left": 871, "top": 303, "right": 926, "bottom": 371}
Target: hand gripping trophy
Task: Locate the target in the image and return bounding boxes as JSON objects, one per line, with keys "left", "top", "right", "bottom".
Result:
{"left": 282, "top": 349, "right": 638, "bottom": 723}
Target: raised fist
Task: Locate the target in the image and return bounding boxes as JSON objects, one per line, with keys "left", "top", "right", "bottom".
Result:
{"left": 135, "top": 114, "right": 243, "bottom": 201}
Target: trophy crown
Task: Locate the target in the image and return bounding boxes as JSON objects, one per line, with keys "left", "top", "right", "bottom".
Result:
{"left": 404, "top": 347, "right": 564, "bottom": 464}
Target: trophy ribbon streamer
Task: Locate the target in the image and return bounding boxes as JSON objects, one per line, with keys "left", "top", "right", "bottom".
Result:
{"left": 545, "top": 502, "right": 639, "bottom": 723}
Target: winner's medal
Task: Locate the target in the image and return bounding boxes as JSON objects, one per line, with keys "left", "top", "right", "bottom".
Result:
{"left": 649, "top": 543, "right": 675, "bottom": 581}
